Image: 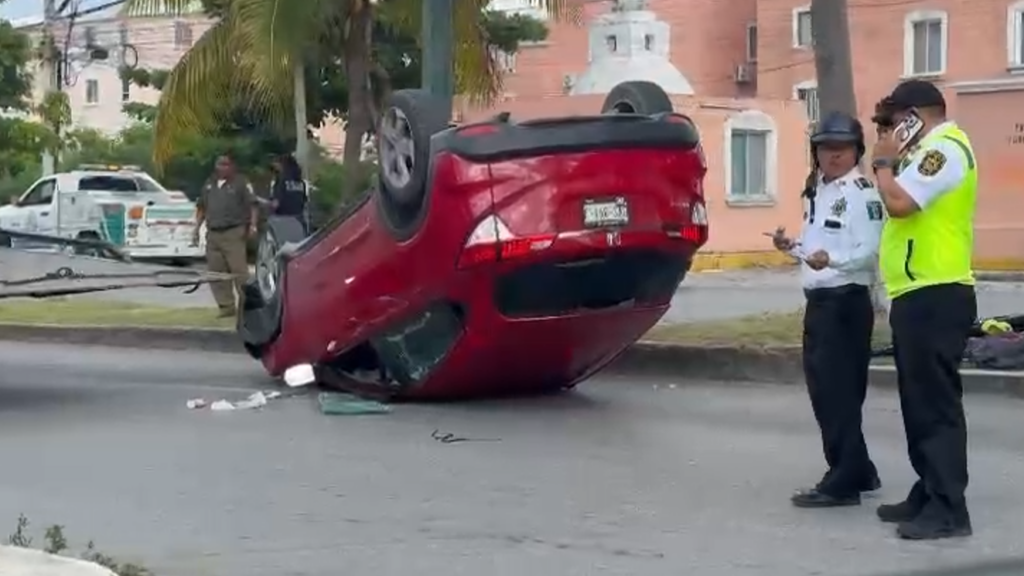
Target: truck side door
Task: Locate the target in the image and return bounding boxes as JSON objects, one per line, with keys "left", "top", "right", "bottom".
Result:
{"left": 16, "top": 178, "right": 57, "bottom": 234}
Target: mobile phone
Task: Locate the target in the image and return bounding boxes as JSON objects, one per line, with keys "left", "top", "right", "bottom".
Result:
{"left": 892, "top": 111, "right": 925, "bottom": 154}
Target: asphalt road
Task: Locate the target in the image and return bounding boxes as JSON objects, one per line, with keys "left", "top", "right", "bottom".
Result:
{"left": 1, "top": 343, "right": 1024, "bottom": 576}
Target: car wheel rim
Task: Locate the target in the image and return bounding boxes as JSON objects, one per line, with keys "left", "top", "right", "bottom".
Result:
{"left": 379, "top": 106, "right": 415, "bottom": 189}
{"left": 256, "top": 232, "right": 279, "bottom": 300}
{"left": 610, "top": 100, "right": 637, "bottom": 113}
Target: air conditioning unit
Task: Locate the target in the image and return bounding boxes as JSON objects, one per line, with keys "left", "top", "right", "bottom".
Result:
{"left": 734, "top": 63, "right": 753, "bottom": 84}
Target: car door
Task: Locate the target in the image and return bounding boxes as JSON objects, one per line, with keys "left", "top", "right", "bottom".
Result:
{"left": 17, "top": 178, "right": 57, "bottom": 234}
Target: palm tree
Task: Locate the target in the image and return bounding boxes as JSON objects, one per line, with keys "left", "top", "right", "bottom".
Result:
{"left": 122, "top": 0, "right": 583, "bottom": 186}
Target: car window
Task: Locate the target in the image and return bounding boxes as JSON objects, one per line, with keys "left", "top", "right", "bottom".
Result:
{"left": 78, "top": 176, "right": 143, "bottom": 192}
{"left": 19, "top": 179, "right": 56, "bottom": 206}
{"left": 132, "top": 174, "right": 168, "bottom": 192}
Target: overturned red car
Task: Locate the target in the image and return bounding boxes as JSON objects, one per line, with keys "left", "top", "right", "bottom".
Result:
{"left": 239, "top": 80, "right": 709, "bottom": 400}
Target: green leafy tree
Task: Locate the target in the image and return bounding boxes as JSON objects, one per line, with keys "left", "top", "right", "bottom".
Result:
{"left": 120, "top": 0, "right": 578, "bottom": 193}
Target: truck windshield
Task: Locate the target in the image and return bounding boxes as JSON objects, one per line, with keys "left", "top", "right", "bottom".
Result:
{"left": 78, "top": 174, "right": 168, "bottom": 192}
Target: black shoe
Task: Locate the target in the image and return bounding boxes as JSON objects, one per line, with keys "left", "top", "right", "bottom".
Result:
{"left": 877, "top": 483, "right": 928, "bottom": 523}
{"left": 896, "top": 505, "right": 972, "bottom": 540}
{"left": 791, "top": 488, "right": 860, "bottom": 508}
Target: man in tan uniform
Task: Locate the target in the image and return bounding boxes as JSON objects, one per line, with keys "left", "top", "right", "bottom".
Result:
{"left": 193, "top": 154, "right": 258, "bottom": 317}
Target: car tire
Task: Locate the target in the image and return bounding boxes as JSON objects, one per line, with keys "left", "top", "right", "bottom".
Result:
{"left": 74, "top": 231, "right": 103, "bottom": 257}
{"left": 238, "top": 215, "right": 307, "bottom": 352}
{"left": 377, "top": 89, "right": 450, "bottom": 210}
{"left": 601, "top": 81, "right": 674, "bottom": 115}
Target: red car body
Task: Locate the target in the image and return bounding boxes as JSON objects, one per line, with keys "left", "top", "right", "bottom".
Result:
{"left": 246, "top": 112, "right": 708, "bottom": 400}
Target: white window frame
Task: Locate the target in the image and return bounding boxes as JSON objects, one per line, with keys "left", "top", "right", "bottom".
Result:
{"left": 745, "top": 22, "right": 757, "bottom": 62}
{"left": 903, "top": 10, "right": 948, "bottom": 78}
{"left": 1008, "top": 1, "right": 1024, "bottom": 70}
{"left": 85, "top": 79, "right": 99, "bottom": 105}
{"left": 724, "top": 110, "right": 778, "bottom": 205}
{"left": 793, "top": 80, "right": 820, "bottom": 123}
{"left": 792, "top": 6, "right": 812, "bottom": 49}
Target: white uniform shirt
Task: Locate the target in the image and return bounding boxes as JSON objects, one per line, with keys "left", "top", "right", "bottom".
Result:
{"left": 792, "top": 167, "right": 885, "bottom": 290}
{"left": 894, "top": 121, "right": 969, "bottom": 209}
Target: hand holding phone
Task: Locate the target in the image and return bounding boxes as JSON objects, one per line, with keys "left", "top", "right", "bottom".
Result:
{"left": 891, "top": 111, "right": 924, "bottom": 154}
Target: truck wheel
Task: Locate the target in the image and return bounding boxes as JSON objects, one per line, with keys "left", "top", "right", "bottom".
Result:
{"left": 239, "top": 215, "right": 307, "bottom": 351}
{"left": 601, "top": 81, "right": 674, "bottom": 115}
{"left": 377, "top": 89, "right": 450, "bottom": 209}
{"left": 73, "top": 231, "right": 103, "bottom": 257}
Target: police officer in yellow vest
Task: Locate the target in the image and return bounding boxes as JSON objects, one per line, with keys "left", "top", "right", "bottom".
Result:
{"left": 870, "top": 80, "right": 977, "bottom": 540}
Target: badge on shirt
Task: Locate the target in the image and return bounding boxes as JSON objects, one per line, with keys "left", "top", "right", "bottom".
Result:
{"left": 830, "top": 197, "right": 847, "bottom": 217}
{"left": 918, "top": 149, "right": 947, "bottom": 176}
{"left": 854, "top": 177, "right": 874, "bottom": 190}
{"left": 866, "top": 200, "right": 884, "bottom": 221}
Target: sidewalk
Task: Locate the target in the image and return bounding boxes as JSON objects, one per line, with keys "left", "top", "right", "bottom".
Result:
{"left": 0, "top": 546, "right": 116, "bottom": 576}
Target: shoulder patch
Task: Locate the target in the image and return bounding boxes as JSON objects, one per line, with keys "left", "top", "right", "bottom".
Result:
{"left": 854, "top": 177, "right": 874, "bottom": 190}
{"left": 866, "top": 200, "right": 884, "bottom": 221}
{"left": 830, "top": 196, "right": 847, "bottom": 217}
{"left": 918, "top": 149, "right": 947, "bottom": 176}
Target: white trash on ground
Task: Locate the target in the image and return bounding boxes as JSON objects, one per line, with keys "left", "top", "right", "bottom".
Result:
{"left": 187, "top": 391, "right": 282, "bottom": 411}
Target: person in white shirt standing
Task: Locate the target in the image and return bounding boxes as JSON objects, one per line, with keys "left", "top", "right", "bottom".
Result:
{"left": 771, "top": 111, "right": 886, "bottom": 508}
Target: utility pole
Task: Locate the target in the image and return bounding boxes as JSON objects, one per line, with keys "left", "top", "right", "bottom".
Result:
{"left": 40, "top": 0, "right": 60, "bottom": 176}
{"left": 809, "top": 0, "right": 856, "bottom": 118}
{"left": 421, "top": 0, "right": 454, "bottom": 119}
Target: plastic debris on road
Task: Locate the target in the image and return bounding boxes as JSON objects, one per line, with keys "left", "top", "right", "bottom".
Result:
{"left": 187, "top": 391, "right": 283, "bottom": 411}
{"left": 318, "top": 392, "right": 390, "bottom": 415}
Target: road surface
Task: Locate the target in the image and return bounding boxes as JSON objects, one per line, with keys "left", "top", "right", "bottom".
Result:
{"left": 1, "top": 343, "right": 1023, "bottom": 576}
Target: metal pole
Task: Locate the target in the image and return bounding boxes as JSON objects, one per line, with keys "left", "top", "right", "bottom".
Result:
{"left": 41, "top": 0, "right": 59, "bottom": 177}
{"left": 421, "top": 0, "right": 454, "bottom": 119}
{"left": 810, "top": 0, "right": 856, "bottom": 117}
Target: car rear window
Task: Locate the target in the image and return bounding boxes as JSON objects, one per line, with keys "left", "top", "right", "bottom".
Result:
{"left": 78, "top": 175, "right": 166, "bottom": 192}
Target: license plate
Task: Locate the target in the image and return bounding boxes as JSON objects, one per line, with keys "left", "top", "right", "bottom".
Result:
{"left": 583, "top": 197, "right": 629, "bottom": 228}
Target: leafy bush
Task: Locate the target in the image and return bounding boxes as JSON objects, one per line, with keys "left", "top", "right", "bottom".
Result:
{"left": 7, "top": 514, "right": 151, "bottom": 576}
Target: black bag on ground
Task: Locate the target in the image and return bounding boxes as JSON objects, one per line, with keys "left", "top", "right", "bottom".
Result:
{"left": 965, "top": 333, "right": 1024, "bottom": 370}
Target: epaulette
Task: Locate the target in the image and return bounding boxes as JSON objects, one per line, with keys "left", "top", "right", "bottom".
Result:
{"left": 854, "top": 177, "right": 874, "bottom": 190}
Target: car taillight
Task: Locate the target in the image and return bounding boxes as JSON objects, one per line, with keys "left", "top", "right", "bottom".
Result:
{"left": 457, "top": 215, "right": 555, "bottom": 269}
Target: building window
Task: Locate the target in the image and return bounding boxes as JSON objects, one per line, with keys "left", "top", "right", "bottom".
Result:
{"left": 793, "top": 6, "right": 812, "bottom": 48}
{"left": 746, "top": 23, "right": 757, "bottom": 62}
{"left": 1008, "top": 2, "right": 1024, "bottom": 68}
{"left": 86, "top": 79, "right": 99, "bottom": 104}
{"left": 493, "top": 48, "right": 516, "bottom": 73}
{"left": 174, "top": 21, "right": 193, "bottom": 49}
{"left": 644, "top": 34, "right": 654, "bottom": 51}
{"left": 795, "top": 83, "right": 820, "bottom": 123}
{"left": 84, "top": 26, "right": 96, "bottom": 46}
{"left": 724, "top": 110, "right": 778, "bottom": 203}
{"left": 606, "top": 35, "right": 617, "bottom": 52}
{"left": 121, "top": 76, "right": 131, "bottom": 102}
{"left": 118, "top": 23, "right": 128, "bottom": 45}
{"left": 904, "top": 10, "right": 948, "bottom": 76}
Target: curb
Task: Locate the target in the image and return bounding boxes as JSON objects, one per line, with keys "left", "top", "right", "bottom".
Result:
{"left": 2, "top": 324, "right": 1023, "bottom": 397}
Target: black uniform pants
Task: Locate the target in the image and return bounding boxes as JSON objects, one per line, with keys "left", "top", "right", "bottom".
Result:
{"left": 890, "top": 283, "right": 976, "bottom": 517}
{"left": 803, "top": 283, "right": 877, "bottom": 496}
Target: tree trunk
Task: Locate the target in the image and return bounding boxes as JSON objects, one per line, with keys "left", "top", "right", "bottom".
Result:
{"left": 293, "top": 60, "right": 310, "bottom": 173}
{"left": 341, "top": 4, "right": 374, "bottom": 206}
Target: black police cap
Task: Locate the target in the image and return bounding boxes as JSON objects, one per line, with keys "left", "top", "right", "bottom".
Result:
{"left": 887, "top": 80, "right": 946, "bottom": 110}
{"left": 810, "top": 111, "right": 864, "bottom": 143}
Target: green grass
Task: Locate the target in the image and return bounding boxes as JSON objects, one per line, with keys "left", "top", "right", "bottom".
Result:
{"left": 0, "top": 298, "right": 232, "bottom": 329}
{"left": 645, "top": 309, "right": 892, "bottom": 348}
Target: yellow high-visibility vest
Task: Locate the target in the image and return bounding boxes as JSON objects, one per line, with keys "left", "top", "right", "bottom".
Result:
{"left": 879, "top": 124, "right": 976, "bottom": 299}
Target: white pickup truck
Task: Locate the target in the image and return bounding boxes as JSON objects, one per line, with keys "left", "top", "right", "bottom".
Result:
{"left": 0, "top": 165, "right": 205, "bottom": 264}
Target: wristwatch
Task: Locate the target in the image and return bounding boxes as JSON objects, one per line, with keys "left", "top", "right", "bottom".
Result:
{"left": 872, "top": 157, "right": 896, "bottom": 170}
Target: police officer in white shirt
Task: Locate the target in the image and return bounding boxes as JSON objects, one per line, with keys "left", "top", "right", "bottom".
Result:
{"left": 771, "top": 112, "right": 886, "bottom": 508}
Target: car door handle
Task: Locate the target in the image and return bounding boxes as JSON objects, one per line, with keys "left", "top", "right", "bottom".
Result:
{"left": 39, "top": 212, "right": 49, "bottom": 216}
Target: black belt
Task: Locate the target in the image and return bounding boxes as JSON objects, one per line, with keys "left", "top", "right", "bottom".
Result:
{"left": 804, "top": 283, "right": 869, "bottom": 300}
{"left": 207, "top": 224, "right": 245, "bottom": 232}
